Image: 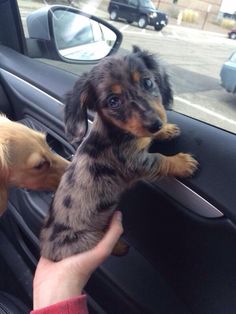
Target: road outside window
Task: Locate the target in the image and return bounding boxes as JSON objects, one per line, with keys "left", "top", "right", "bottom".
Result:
{"left": 18, "top": 0, "right": 236, "bottom": 134}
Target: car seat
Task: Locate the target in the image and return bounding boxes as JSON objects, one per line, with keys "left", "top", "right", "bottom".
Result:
{"left": 0, "top": 292, "right": 29, "bottom": 314}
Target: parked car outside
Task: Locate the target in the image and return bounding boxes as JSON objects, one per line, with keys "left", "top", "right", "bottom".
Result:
{"left": 228, "top": 29, "right": 236, "bottom": 40}
{"left": 220, "top": 51, "right": 236, "bottom": 93}
{"left": 108, "top": 0, "right": 168, "bottom": 30}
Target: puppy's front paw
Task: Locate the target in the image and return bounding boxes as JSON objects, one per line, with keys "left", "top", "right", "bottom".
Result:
{"left": 112, "top": 239, "right": 129, "bottom": 256}
{"left": 167, "top": 124, "right": 181, "bottom": 139}
{"left": 174, "top": 153, "right": 198, "bottom": 177}
{"left": 155, "top": 123, "right": 181, "bottom": 141}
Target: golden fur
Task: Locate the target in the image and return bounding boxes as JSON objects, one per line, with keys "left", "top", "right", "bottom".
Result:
{"left": 0, "top": 114, "right": 69, "bottom": 215}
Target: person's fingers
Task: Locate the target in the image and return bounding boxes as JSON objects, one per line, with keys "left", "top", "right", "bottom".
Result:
{"left": 93, "top": 211, "right": 123, "bottom": 258}
{"left": 65, "top": 211, "right": 123, "bottom": 270}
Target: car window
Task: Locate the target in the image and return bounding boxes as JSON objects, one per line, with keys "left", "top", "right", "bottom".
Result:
{"left": 230, "top": 52, "right": 236, "bottom": 62}
{"left": 17, "top": 0, "right": 236, "bottom": 134}
{"left": 128, "top": 0, "right": 138, "bottom": 7}
{"left": 139, "top": 0, "right": 155, "bottom": 9}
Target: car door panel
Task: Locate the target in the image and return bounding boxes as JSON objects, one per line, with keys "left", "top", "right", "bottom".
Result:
{"left": 126, "top": 0, "right": 139, "bottom": 22}
{"left": 119, "top": 182, "right": 236, "bottom": 314}
{"left": 1, "top": 23, "right": 236, "bottom": 314}
{"left": 151, "top": 111, "right": 236, "bottom": 223}
{"left": 0, "top": 45, "right": 78, "bottom": 101}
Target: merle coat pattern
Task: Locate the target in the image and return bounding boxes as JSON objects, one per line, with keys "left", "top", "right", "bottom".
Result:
{"left": 40, "top": 46, "right": 198, "bottom": 261}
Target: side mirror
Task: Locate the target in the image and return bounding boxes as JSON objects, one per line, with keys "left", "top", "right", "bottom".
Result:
{"left": 26, "top": 5, "right": 122, "bottom": 62}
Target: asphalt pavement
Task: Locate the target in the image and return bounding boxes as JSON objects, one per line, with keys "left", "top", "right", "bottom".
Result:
{"left": 19, "top": 2, "right": 236, "bottom": 133}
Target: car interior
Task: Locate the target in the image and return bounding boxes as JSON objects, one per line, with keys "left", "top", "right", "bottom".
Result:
{"left": 0, "top": 0, "right": 236, "bottom": 313}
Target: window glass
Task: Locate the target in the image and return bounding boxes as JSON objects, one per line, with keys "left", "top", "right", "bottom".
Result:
{"left": 17, "top": 0, "right": 236, "bottom": 134}
{"left": 230, "top": 52, "right": 236, "bottom": 62}
{"left": 128, "top": 0, "right": 138, "bottom": 7}
{"left": 139, "top": 0, "right": 155, "bottom": 9}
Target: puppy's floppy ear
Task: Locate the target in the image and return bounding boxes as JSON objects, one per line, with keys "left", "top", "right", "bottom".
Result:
{"left": 132, "top": 45, "right": 142, "bottom": 53}
{"left": 0, "top": 143, "right": 9, "bottom": 215}
{"left": 64, "top": 73, "right": 96, "bottom": 144}
{"left": 156, "top": 69, "right": 173, "bottom": 110}
{"left": 132, "top": 45, "right": 173, "bottom": 110}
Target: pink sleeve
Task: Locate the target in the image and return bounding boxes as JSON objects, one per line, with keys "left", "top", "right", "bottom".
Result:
{"left": 30, "top": 294, "right": 88, "bottom": 314}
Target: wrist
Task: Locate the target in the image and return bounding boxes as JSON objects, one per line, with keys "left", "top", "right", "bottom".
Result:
{"left": 32, "top": 295, "right": 87, "bottom": 313}
{"left": 33, "top": 283, "right": 83, "bottom": 309}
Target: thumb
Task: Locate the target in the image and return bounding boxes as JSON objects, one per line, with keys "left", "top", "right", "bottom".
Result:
{"left": 93, "top": 211, "right": 123, "bottom": 259}
{"left": 67, "top": 211, "right": 123, "bottom": 271}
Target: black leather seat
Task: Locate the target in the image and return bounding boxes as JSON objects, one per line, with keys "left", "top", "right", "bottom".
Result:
{"left": 0, "top": 292, "right": 29, "bottom": 314}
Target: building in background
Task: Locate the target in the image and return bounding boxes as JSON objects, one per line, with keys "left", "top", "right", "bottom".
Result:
{"left": 219, "top": 0, "right": 236, "bottom": 19}
{"left": 156, "top": 0, "right": 236, "bottom": 26}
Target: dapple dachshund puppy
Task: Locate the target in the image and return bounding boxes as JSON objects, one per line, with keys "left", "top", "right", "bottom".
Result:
{"left": 0, "top": 114, "right": 69, "bottom": 215}
{"left": 40, "top": 46, "right": 198, "bottom": 261}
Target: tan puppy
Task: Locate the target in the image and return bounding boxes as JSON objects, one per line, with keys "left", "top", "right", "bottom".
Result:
{"left": 0, "top": 114, "right": 69, "bottom": 215}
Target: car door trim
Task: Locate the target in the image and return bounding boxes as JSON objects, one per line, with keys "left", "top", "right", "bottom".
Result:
{"left": 0, "top": 68, "right": 93, "bottom": 125}
{"left": 151, "top": 177, "right": 224, "bottom": 218}
{"left": 0, "top": 69, "right": 63, "bottom": 106}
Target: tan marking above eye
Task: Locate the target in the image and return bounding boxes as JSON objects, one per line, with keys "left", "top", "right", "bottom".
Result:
{"left": 111, "top": 84, "right": 122, "bottom": 94}
{"left": 132, "top": 71, "right": 141, "bottom": 83}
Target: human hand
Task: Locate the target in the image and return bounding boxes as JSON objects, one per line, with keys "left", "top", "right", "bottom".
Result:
{"left": 33, "top": 211, "right": 123, "bottom": 310}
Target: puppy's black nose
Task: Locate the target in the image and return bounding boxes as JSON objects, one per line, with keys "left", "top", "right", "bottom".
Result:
{"left": 147, "top": 120, "right": 163, "bottom": 133}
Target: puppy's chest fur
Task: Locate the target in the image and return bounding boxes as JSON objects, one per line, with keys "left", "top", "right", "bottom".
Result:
{"left": 53, "top": 128, "right": 151, "bottom": 219}
{"left": 40, "top": 125, "right": 154, "bottom": 261}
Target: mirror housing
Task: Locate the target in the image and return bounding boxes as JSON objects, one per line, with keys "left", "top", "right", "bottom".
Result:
{"left": 26, "top": 5, "right": 122, "bottom": 62}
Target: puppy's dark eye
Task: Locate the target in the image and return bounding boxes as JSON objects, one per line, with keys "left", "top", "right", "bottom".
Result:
{"left": 143, "top": 78, "right": 153, "bottom": 90}
{"left": 34, "top": 160, "right": 50, "bottom": 171}
{"left": 107, "top": 96, "right": 121, "bottom": 109}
